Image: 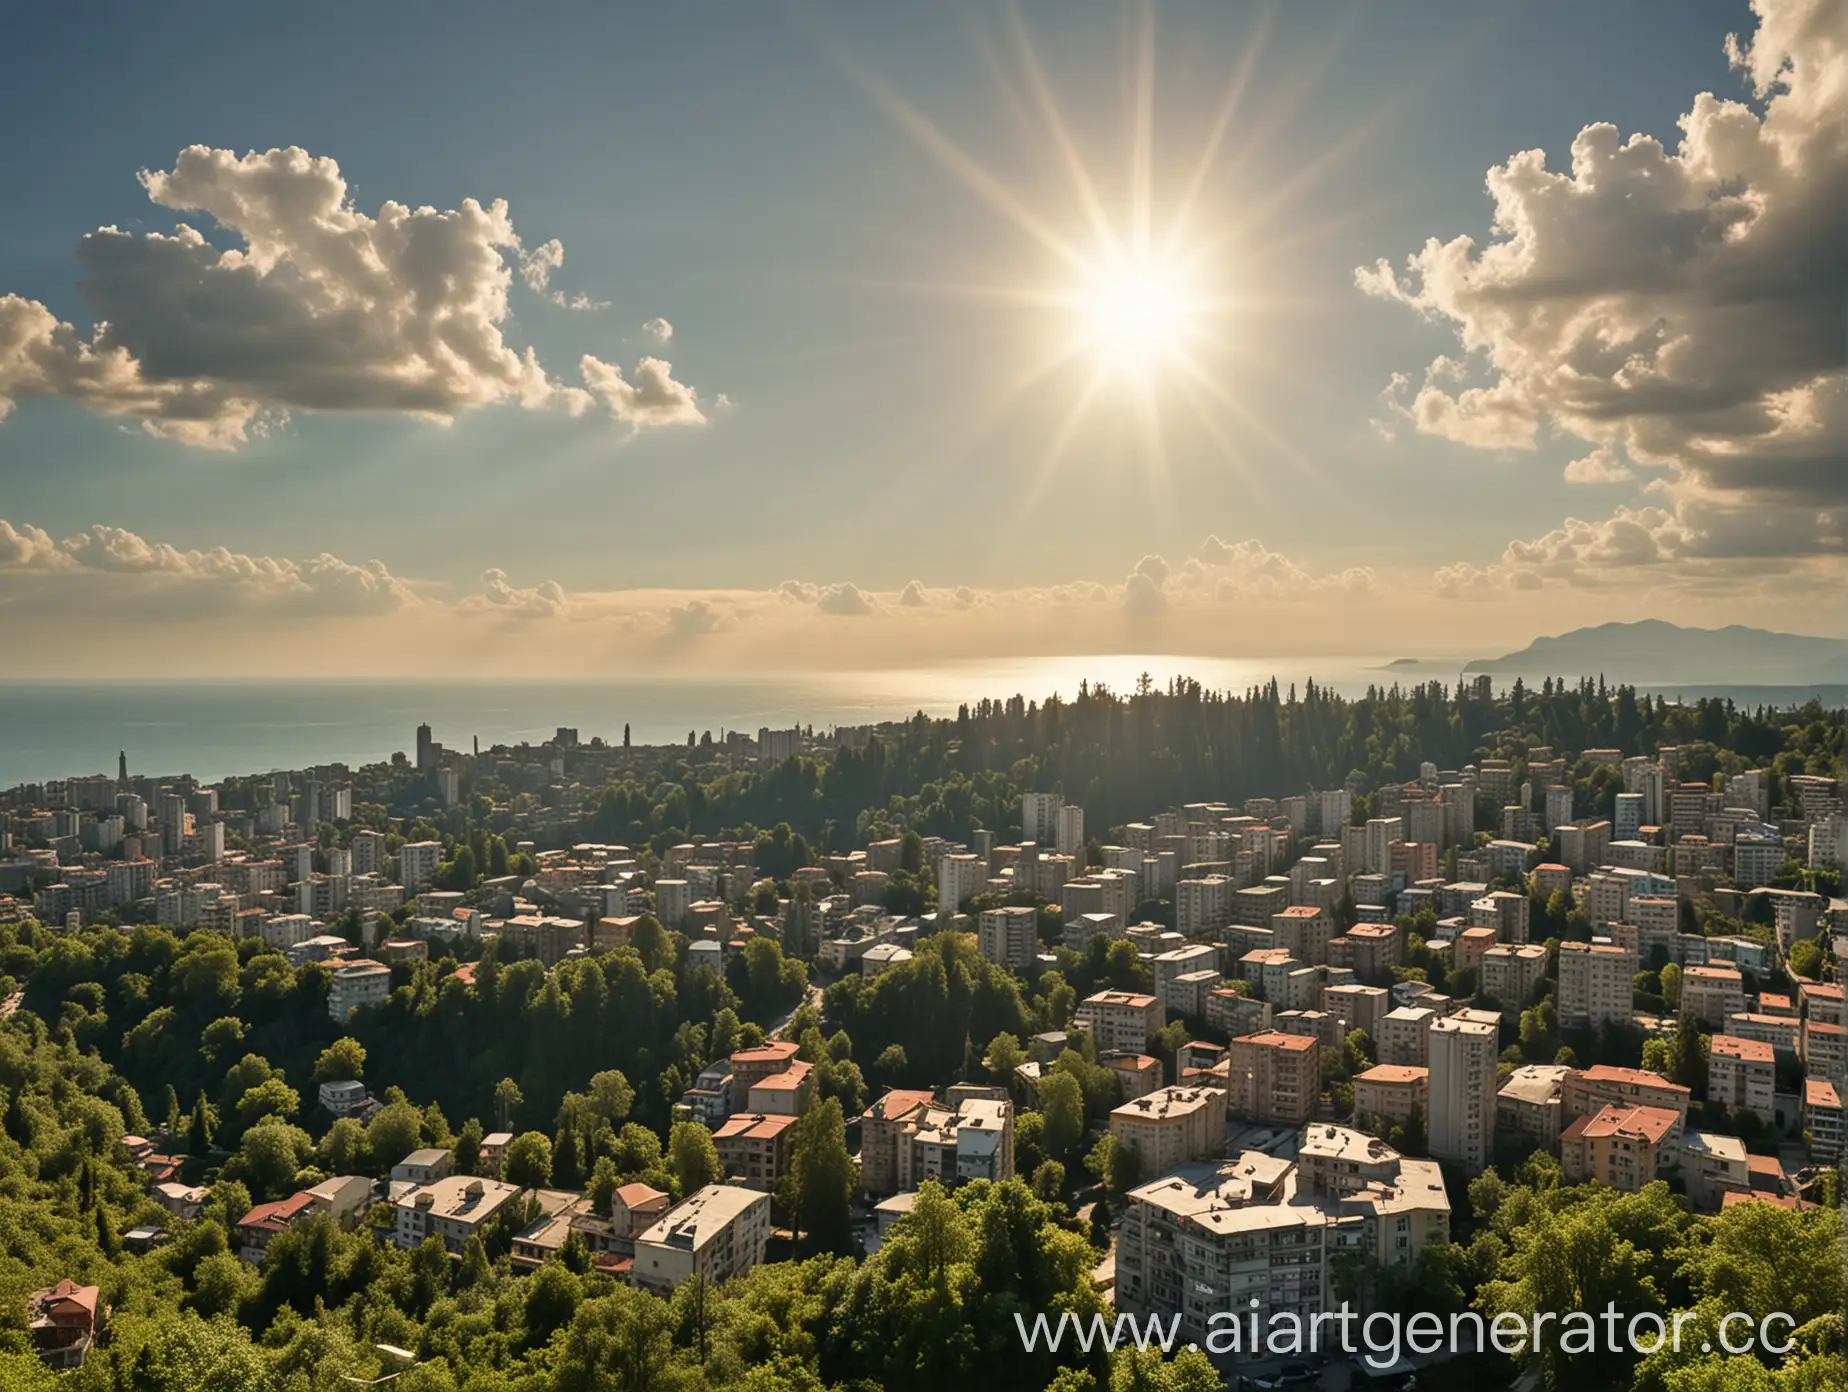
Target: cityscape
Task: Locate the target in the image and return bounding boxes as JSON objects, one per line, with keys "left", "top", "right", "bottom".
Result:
{"left": 0, "top": 0, "right": 1842, "bottom": 1389}
{"left": 1, "top": 680, "right": 1843, "bottom": 1389}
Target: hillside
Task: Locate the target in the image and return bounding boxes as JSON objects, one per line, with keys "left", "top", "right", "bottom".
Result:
{"left": 1464, "top": 621, "right": 1848, "bottom": 685}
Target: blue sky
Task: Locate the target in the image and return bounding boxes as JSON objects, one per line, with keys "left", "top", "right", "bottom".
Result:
{"left": 0, "top": 0, "right": 1838, "bottom": 673}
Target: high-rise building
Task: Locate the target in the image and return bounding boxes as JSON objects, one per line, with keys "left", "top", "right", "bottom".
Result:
{"left": 977, "top": 906, "right": 1039, "bottom": 972}
{"left": 1021, "top": 792, "right": 1064, "bottom": 847}
{"left": 1557, "top": 940, "right": 1638, "bottom": 1033}
{"left": 1428, "top": 1017, "right": 1499, "bottom": 1170}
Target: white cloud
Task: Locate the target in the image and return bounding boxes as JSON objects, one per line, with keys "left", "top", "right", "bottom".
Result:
{"left": 899, "top": 579, "right": 928, "bottom": 607}
{"left": 0, "top": 517, "right": 418, "bottom": 614}
{"left": 1562, "top": 447, "right": 1635, "bottom": 485}
{"left": 467, "top": 567, "right": 568, "bottom": 619}
{"left": 0, "top": 146, "right": 715, "bottom": 445}
{"left": 579, "top": 354, "right": 707, "bottom": 430}
{"left": 1359, "top": 0, "right": 1846, "bottom": 524}
{"left": 644, "top": 317, "right": 673, "bottom": 343}
{"left": 1193, "top": 536, "right": 1378, "bottom": 599}
{"left": 816, "top": 582, "right": 876, "bottom": 616}
{"left": 664, "top": 597, "right": 727, "bottom": 635}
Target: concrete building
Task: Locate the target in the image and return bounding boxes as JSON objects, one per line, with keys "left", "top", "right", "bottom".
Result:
{"left": 1115, "top": 1137, "right": 1448, "bottom": 1348}
{"left": 1428, "top": 1016, "right": 1499, "bottom": 1170}
{"left": 713, "top": 1113, "right": 799, "bottom": 1191}
{"left": 977, "top": 906, "right": 1039, "bottom": 972}
{"left": 327, "top": 959, "right": 391, "bottom": 1020}
{"left": 631, "top": 1184, "right": 772, "bottom": 1295}
{"left": 1561, "top": 1105, "right": 1679, "bottom": 1191}
{"left": 1378, "top": 1006, "right": 1437, "bottom": 1067}
{"left": 1561, "top": 1066, "right": 1690, "bottom": 1141}
{"left": 1497, "top": 1064, "right": 1572, "bottom": 1152}
{"left": 1352, "top": 1065, "right": 1428, "bottom": 1131}
{"left": 1558, "top": 940, "right": 1639, "bottom": 1033}
{"left": 393, "top": 1176, "right": 522, "bottom": 1254}
{"left": 1707, "top": 1035, "right": 1777, "bottom": 1126}
{"left": 1076, "top": 990, "right": 1164, "bottom": 1055}
{"left": 1110, "top": 1085, "right": 1229, "bottom": 1175}
{"left": 1480, "top": 944, "right": 1549, "bottom": 1007}
{"left": 1221, "top": 1030, "right": 1320, "bottom": 1127}
{"left": 858, "top": 1089, "right": 938, "bottom": 1195}
{"left": 397, "top": 840, "right": 441, "bottom": 894}
{"left": 1803, "top": 1078, "right": 1843, "bottom": 1163}
{"left": 1682, "top": 964, "right": 1746, "bottom": 1028}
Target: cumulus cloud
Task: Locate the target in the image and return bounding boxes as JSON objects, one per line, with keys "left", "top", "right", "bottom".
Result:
{"left": 1562, "top": 447, "right": 1635, "bottom": 485}
{"left": 1122, "top": 555, "right": 1170, "bottom": 616}
{"left": 643, "top": 317, "right": 673, "bottom": 343}
{"left": 899, "top": 579, "right": 928, "bottom": 607}
{"left": 664, "top": 597, "right": 726, "bottom": 636}
{"left": 0, "top": 145, "right": 713, "bottom": 445}
{"left": 0, "top": 517, "right": 417, "bottom": 614}
{"left": 816, "top": 582, "right": 876, "bottom": 616}
{"left": 1358, "top": 0, "right": 1846, "bottom": 527}
{"left": 1194, "top": 536, "right": 1378, "bottom": 598}
{"left": 579, "top": 354, "right": 707, "bottom": 430}
{"left": 468, "top": 568, "right": 568, "bottom": 619}
{"left": 520, "top": 238, "right": 605, "bottom": 311}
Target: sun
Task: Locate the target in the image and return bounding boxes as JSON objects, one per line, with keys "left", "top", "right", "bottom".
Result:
{"left": 1073, "top": 256, "right": 1195, "bottom": 368}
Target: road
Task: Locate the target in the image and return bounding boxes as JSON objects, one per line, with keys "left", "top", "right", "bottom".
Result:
{"left": 772, "top": 984, "right": 823, "bottom": 1040}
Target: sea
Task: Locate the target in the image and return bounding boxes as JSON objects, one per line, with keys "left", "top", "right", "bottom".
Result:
{"left": 0, "top": 655, "right": 1455, "bottom": 787}
{"left": 1, "top": 655, "right": 1836, "bottom": 788}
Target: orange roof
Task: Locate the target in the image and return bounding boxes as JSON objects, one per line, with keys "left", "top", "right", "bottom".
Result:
{"left": 37, "top": 1281, "right": 98, "bottom": 1318}
{"left": 237, "top": 1192, "right": 316, "bottom": 1233}
{"left": 1565, "top": 1104, "right": 1679, "bottom": 1144}
{"left": 1721, "top": 1190, "right": 1804, "bottom": 1211}
{"left": 1106, "top": 1053, "right": 1161, "bottom": 1072}
{"left": 1573, "top": 1065, "right": 1690, "bottom": 1095}
{"left": 731, "top": 1041, "right": 801, "bottom": 1065}
{"left": 1710, "top": 1034, "right": 1775, "bottom": 1063}
{"left": 1235, "top": 1030, "right": 1319, "bottom": 1052}
{"left": 750, "top": 1061, "right": 812, "bottom": 1092}
{"left": 862, "top": 1089, "right": 935, "bottom": 1123}
{"left": 714, "top": 1112, "right": 798, "bottom": 1141}
{"left": 1356, "top": 1065, "right": 1429, "bottom": 1085}
{"left": 1804, "top": 1078, "right": 1842, "bottom": 1108}
{"left": 612, "top": 1182, "right": 667, "bottom": 1209}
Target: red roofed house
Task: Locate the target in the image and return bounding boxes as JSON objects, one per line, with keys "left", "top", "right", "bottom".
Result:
{"left": 28, "top": 1280, "right": 102, "bottom": 1369}
{"left": 236, "top": 1192, "right": 317, "bottom": 1263}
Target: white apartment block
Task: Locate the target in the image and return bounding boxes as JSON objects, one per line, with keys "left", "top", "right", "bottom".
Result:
{"left": 394, "top": 1176, "right": 522, "bottom": 1254}
{"left": 1557, "top": 940, "right": 1638, "bottom": 1033}
{"left": 631, "top": 1184, "right": 771, "bottom": 1295}
{"left": 1021, "top": 792, "right": 1064, "bottom": 847}
{"left": 398, "top": 840, "right": 441, "bottom": 894}
{"left": 1075, "top": 991, "right": 1164, "bottom": 1055}
{"left": 936, "top": 853, "right": 987, "bottom": 912}
{"left": 977, "top": 906, "right": 1039, "bottom": 971}
{"left": 1706, "top": 1035, "right": 1776, "bottom": 1126}
{"left": 1428, "top": 1017, "right": 1499, "bottom": 1170}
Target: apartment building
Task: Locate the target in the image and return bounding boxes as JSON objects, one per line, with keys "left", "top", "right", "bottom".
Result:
{"left": 1558, "top": 940, "right": 1639, "bottom": 1033}
{"left": 1803, "top": 1079, "right": 1843, "bottom": 1163}
{"left": 1110, "top": 1086, "right": 1230, "bottom": 1175}
{"left": 895, "top": 1095, "right": 1015, "bottom": 1189}
{"left": 327, "top": 959, "right": 391, "bottom": 1020}
{"left": 1076, "top": 991, "right": 1164, "bottom": 1055}
{"left": 631, "top": 1184, "right": 772, "bottom": 1295}
{"left": 1222, "top": 1030, "right": 1320, "bottom": 1126}
{"left": 1378, "top": 1006, "right": 1437, "bottom": 1067}
{"left": 713, "top": 1113, "right": 798, "bottom": 1191}
{"left": 1428, "top": 1017, "right": 1499, "bottom": 1170}
{"left": 1707, "top": 1035, "right": 1776, "bottom": 1126}
{"left": 858, "top": 1089, "right": 937, "bottom": 1195}
{"left": 1272, "top": 905, "right": 1334, "bottom": 965}
{"left": 1480, "top": 944, "right": 1549, "bottom": 1007}
{"left": 1327, "top": 924, "right": 1401, "bottom": 983}
{"left": 1352, "top": 1065, "right": 1428, "bottom": 1131}
{"left": 1497, "top": 1064, "right": 1571, "bottom": 1151}
{"left": 398, "top": 840, "right": 441, "bottom": 894}
{"left": 393, "top": 1176, "right": 523, "bottom": 1254}
{"left": 977, "top": 906, "right": 1040, "bottom": 971}
{"left": 1561, "top": 1066, "right": 1690, "bottom": 1141}
{"left": 1116, "top": 1137, "right": 1448, "bottom": 1349}
{"left": 1561, "top": 1105, "right": 1679, "bottom": 1191}
{"left": 728, "top": 1041, "right": 801, "bottom": 1111}
{"left": 1682, "top": 964, "right": 1746, "bottom": 1028}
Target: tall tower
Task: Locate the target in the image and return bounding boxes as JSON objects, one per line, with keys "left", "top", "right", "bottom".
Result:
{"left": 118, "top": 750, "right": 128, "bottom": 785}
{"left": 416, "top": 723, "right": 434, "bottom": 771}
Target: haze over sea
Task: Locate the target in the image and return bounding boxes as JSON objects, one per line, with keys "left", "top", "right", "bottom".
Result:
{"left": 5, "top": 653, "right": 1834, "bottom": 789}
{"left": 1, "top": 655, "right": 1465, "bottom": 787}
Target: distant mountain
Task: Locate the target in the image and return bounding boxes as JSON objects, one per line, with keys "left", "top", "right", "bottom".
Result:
{"left": 1464, "top": 621, "right": 1848, "bottom": 686}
